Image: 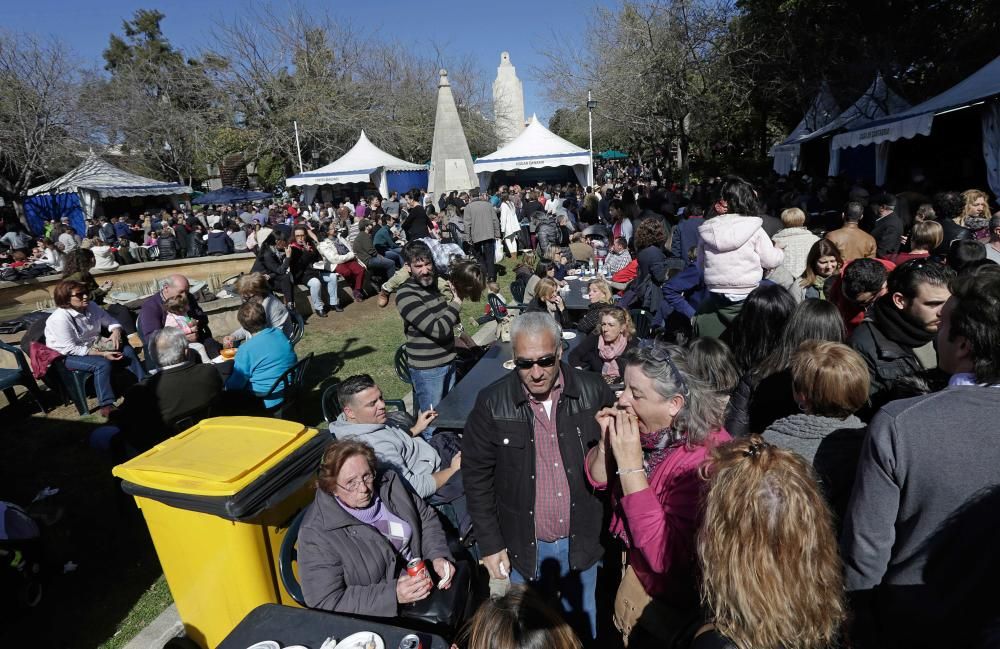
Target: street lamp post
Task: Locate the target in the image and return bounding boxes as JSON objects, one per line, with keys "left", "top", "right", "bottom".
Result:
{"left": 587, "top": 90, "right": 597, "bottom": 186}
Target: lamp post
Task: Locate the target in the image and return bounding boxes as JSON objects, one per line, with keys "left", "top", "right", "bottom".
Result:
{"left": 587, "top": 90, "right": 597, "bottom": 186}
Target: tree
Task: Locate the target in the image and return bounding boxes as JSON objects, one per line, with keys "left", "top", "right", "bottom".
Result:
{"left": 0, "top": 33, "right": 83, "bottom": 202}
{"left": 535, "top": 1, "right": 756, "bottom": 178}
{"left": 80, "top": 9, "right": 230, "bottom": 185}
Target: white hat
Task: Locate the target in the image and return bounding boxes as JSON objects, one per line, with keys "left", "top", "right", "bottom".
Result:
{"left": 257, "top": 227, "right": 274, "bottom": 244}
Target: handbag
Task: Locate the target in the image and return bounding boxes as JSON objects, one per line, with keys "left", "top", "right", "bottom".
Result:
{"left": 614, "top": 563, "right": 699, "bottom": 648}
{"left": 398, "top": 559, "right": 472, "bottom": 629}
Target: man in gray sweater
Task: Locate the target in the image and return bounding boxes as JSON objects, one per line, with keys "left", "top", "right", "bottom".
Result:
{"left": 330, "top": 374, "right": 461, "bottom": 500}
{"left": 841, "top": 267, "right": 1000, "bottom": 649}
{"left": 464, "top": 190, "right": 502, "bottom": 287}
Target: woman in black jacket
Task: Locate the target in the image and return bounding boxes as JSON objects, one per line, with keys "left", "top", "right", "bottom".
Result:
{"left": 156, "top": 225, "right": 181, "bottom": 261}
{"left": 568, "top": 305, "right": 637, "bottom": 382}
{"left": 525, "top": 277, "right": 572, "bottom": 328}
{"left": 251, "top": 230, "right": 295, "bottom": 308}
{"left": 633, "top": 218, "right": 668, "bottom": 313}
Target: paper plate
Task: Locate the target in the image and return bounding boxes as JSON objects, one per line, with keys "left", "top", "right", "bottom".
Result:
{"left": 336, "top": 632, "right": 385, "bottom": 649}
{"left": 245, "top": 641, "right": 279, "bottom": 649}
{"left": 562, "top": 331, "right": 577, "bottom": 339}
{"left": 502, "top": 359, "right": 516, "bottom": 370}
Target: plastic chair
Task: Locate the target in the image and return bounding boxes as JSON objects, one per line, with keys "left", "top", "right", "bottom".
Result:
{"left": 629, "top": 308, "right": 653, "bottom": 340}
{"left": 278, "top": 508, "right": 308, "bottom": 606}
{"left": 0, "top": 341, "right": 45, "bottom": 414}
{"left": 260, "top": 353, "right": 314, "bottom": 420}
{"left": 286, "top": 308, "right": 305, "bottom": 347}
{"left": 48, "top": 358, "right": 93, "bottom": 415}
{"left": 486, "top": 293, "right": 525, "bottom": 325}
{"left": 394, "top": 345, "right": 411, "bottom": 385}
{"left": 509, "top": 277, "right": 527, "bottom": 305}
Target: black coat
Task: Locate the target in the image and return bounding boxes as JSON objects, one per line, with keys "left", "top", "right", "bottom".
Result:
{"left": 402, "top": 205, "right": 431, "bottom": 241}
{"left": 462, "top": 364, "right": 615, "bottom": 577}
{"left": 251, "top": 247, "right": 290, "bottom": 278}
{"left": 934, "top": 218, "right": 973, "bottom": 257}
{"left": 869, "top": 213, "right": 904, "bottom": 258}
{"left": 568, "top": 333, "right": 637, "bottom": 378}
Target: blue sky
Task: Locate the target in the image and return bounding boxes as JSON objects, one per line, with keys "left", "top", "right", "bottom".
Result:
{"left": 7, "top": 0, "right": 610, "bottom": 122}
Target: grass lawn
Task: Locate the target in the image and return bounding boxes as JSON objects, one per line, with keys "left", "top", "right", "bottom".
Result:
{"left": 0, "top": 260, "right": 517, "bottom": 648}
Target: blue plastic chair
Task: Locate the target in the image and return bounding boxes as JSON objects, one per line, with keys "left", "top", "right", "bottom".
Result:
{"left": 278, "top": 508, "right": 308, "bottom": 606}
{"left": 0, "top": 341, "right": 45, "bottom": 414}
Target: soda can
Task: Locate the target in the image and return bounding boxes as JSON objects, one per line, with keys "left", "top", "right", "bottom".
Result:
{"left": 398, "top": 634, "right": 421, "bottom": 649}
{"left": 406, "top": 557, "right": 426, "bottom": 577}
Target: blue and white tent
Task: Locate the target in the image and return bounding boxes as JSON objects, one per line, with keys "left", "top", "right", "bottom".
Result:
{"left": 474, "top": 115, "right": 593, "bottom": 191}
{"left": 769, "top": 82, "right": 840, "bottom": 175}
{"left": 24, "top": 154, "right": 191, "bottom": 236}
{"left": 285, "top": 131, "right": 427, "bottom": 202}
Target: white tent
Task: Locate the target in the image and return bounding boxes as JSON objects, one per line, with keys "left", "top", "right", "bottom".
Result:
{"left": 831, "top": 55, "right": 1000, "bottom": 195}
{"left": 473, "top": 115, "right": 593, "bottom": 192}
{"left": 769, "top": 83, "right": 840, "bottom": 175}
{"left": 285, "top": 130, "right": 425, "bottom": 202}
{"left": 26, "top": 153, "right": 191, "bottom": 220}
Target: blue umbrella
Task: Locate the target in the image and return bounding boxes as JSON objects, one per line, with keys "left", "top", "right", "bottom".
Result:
{"left": 191, "top": 186, "right": 273, "bottom": 205}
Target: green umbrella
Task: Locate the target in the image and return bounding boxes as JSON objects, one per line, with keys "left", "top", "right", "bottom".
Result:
{"left": 598, "top": 150, "right": 629, "bottom": 160}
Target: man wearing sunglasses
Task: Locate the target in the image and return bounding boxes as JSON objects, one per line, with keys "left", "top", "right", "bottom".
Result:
{"left": 463, "top": 312, "right": 616, "bottom": 642}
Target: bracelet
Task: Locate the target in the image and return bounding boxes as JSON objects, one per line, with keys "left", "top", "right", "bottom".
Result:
{"left": 616, "top": 467, "right": 644, "bottom": 476}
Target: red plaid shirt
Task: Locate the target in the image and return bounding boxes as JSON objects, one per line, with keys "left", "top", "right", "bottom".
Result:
{"left": 525, "top": 375, "right": 572, "bottom": 542}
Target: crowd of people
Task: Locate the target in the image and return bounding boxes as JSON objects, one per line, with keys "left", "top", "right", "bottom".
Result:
{"left": 6, "top": 166, "right": 1000, "bottom": 649}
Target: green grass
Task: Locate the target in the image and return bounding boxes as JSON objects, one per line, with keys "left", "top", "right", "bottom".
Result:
{"left": 65, "top": 261, "right": 514, "bottom": 649}
{"left": 98, "top": 576, "right": 173, "bottom": 649}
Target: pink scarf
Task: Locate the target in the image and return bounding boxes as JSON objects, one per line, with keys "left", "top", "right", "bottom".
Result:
{"left": 597, "top": 334, "right": 627, "bottom": 377}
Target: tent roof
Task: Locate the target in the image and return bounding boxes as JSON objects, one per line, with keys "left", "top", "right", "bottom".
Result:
{"left": 769, "top": 82, "right": 841, "bottom": 155}
{"left": 833, "top": 54, "right": 1000, "bottom": 150}
{"left": 27, "top": 153, "right": 192, "bottom": 198}
{"left": 474, "top": 115, "right": 592, "bottom": 172}
{"left": 790, "top": 73, "right": 910, "bottom": 146}
{"left": 191, "top": 186, "right": 273, "bottom": 205}
{"left": 286, "top": 130, "right": 424, "bottom": 187}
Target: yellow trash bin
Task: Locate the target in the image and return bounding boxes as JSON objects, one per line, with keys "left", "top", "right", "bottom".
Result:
{"left": 112, "top": 416, "right": 327, "bottom": 649}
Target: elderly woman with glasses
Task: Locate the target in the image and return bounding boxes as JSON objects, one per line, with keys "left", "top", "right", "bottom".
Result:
{"left": 585, "top": 344, "right": 730, "bottom": 648}
{"left": 43, "top": 279, "right": 146, "bottom": 417}
{"left": 298, "top": 439, "right": 455, "bottom": 617}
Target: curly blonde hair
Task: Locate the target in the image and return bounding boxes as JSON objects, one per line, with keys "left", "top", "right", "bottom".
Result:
{"left": 698, "top": 437, "right": 845, "bottom": 649}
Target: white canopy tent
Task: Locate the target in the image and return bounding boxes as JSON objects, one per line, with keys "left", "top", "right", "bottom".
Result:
{"left": 769, "top": 83, "right": 840, "bottom": 175}
{"left": 285, "top": 131, "right": 425, "bottom": 202}
{"left": 832, "top": 55, "right": 1000, "bottom": 195}
{"left": 26, "top": 153, "right": 191, "bottom": 220}
{"left": 473, "top": 115, "right": 593, "bottom": 192}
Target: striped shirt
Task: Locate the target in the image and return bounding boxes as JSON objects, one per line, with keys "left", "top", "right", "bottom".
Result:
{"left": 395, "top": 279, "right": 459, "bottom": 370}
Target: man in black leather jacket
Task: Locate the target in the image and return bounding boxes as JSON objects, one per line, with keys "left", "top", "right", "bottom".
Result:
{"left": 463, "top": 311, "right": 615, "bottom": 641}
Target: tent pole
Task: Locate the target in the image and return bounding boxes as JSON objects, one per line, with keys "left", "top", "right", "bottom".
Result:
{"left": 294, "top": 121, "right": 304, "bottom": 173}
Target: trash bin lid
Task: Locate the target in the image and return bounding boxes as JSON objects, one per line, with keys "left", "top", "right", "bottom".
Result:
{"left": 113, "top": 416, "right": 317, "bottom": 497}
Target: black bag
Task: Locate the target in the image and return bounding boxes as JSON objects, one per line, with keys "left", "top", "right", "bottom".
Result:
{"left": 398, "top": 559, "right": 472, "bottom": 629}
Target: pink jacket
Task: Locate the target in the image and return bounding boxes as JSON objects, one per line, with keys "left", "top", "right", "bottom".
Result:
{"left": 698, "top": 215, "right": 784, "bottom": 295}
{"left": 586, "top": 428, "right": 731, "bottom": 608}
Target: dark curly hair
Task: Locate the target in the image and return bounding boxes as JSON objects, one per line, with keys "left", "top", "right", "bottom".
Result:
{"left": 634, "top": 218, "right": 666, "bottom": 250}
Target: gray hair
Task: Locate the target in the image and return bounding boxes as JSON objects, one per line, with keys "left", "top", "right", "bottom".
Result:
{"left": 510, "top": 311, "right": 562, "bottom": 350}
{"left": 625, "top": 343, "right": 725, "bottom": 447}
{"left": 152, "top": 327, "right": 189, "bottom": 366}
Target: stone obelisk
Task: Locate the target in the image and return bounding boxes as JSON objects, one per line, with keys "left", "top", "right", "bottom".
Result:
{"left": 492, "top": 52, "right": 525, "bottom": 147}
{"left": 427, "top": 69, "right": 478, "bottom": 195}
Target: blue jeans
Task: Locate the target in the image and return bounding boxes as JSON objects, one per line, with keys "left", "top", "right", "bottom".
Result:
{"left": 385, "top": 248, "right": 404, "bottom": 268}
{"left": 367, "top": 255, "right": 396, "bottom": 278}
{"left": 306, "top": 273, "right": 339, "bottom": 310}
{"left": 409, "top": 362, "right": 455, "bottom": 440}
{"left": 64, "top": 344, "right": 146, "bottom": 407}
{"left": 511, "top": 538, "right": 599, "bottom": 641}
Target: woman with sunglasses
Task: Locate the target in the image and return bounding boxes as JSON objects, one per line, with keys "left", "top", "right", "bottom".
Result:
{"left": 585, "top": 344, "right": 730, "bottom": 648}
{"left": 43, "top": 279, "right": 146, "bottom": 417}
{"left": 298, "top": 439, "right": 456, "bottom": 616}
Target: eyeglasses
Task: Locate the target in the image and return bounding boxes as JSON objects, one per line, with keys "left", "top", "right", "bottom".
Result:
{"left": 70, "top": 292, "right": 90, "bottom": 299}
{"left": 513, "top": 354, "right": 558, "bottom": 370}
{"left": 337, "top": 473, "right": 375, "bottom": 493}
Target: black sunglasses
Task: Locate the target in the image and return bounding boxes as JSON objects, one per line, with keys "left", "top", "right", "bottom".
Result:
{"left": 513, "top": 354, "right": 558, "bottom": 370}
{"left": 70, "top": 292, "right": 90, "bottom": 299}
